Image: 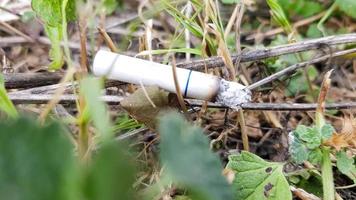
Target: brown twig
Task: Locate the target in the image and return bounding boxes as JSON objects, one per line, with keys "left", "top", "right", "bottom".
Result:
{"left": 9, "top": 93, "right": 122, "bottom": 105}
{"left": 78, "top": 21, "right": 89, "bottom": 73}
{"left": 2, "top": 33, "right": 356, "bottom": 70}
{"left": 171, "top": 56, "right": 188, "bottom": 113}
{"left": 4, "top": 72, "right": 64, "bottom": 89}
{"left": 2, "top": 35, "right": 356, "bottom": 90}
{"left": 97, "top": 27, "right": 119, "bottom": 52}
{"left": 8, "top": 93, "right": 356, "bottom": 111}
{"left": 185, "top": 99, "right": 356, "bottom": 111}
{"left": 0, "top": 21, "right": 34, "bottom": 42}
{"left": 4, "top": 73, "right": 124, "bottom": 89}
{"left": 178, "top": 33, "right": 356, "bottom": 70}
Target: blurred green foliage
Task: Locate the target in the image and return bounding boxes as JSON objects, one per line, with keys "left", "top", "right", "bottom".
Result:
{"left": 336, "top": 0, "right": 356, "bottom": 19}
{"left": 79, "top": 77, "right": 113, "bottom": 139}
{"left": 0, "top": 117, "right": 137, "bottom": 200}
{"left": 0, "top": 117, "right": 77, "bottom": 200}
{"left": 278, "top": 0, "right": 323, "bottom": 18}
{"left": 100, "top": 0, "right": 122, "bottom": 14}
{"left": 336, "top": 151, "right": 356, "bottom": 183}
{"left": 159, "top": 112, "right": 233, "bottom": 200}
{"left": 83, "top": 141, "right": 137, "bottom": 200}
{"left": 220, "top": 0, "right": 240, "bottom": 4}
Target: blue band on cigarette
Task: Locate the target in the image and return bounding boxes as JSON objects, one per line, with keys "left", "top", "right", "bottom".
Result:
{"left": 184, "top": 70, "right": 193, "bottom": 97}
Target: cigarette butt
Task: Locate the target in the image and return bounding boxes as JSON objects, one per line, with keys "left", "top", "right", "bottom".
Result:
{"left": 93, "top": 50, "right": 251, "bottom": 108}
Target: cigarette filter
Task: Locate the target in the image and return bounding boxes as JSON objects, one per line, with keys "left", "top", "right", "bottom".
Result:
{"left": 93, "top": 50, "right": 251, "bottom": 108}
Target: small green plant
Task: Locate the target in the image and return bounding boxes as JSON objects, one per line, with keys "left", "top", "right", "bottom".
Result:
{"left": 289, "top": 123, "right": 335, "bottom": 165}
{"left": 289, "top": 71, "right": 355, "bottom": 200}
{"left": 289, "top": 123, "right": 336, "bottom": 200}
{"left": 113, "top": 114, "right": 143, "bottom": 133}
{"left": 278, "top": 0, "right": 323, "bottom": 18}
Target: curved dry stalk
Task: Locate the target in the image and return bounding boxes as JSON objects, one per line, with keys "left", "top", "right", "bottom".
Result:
{"left": 38, "top": 67, "right": 76, "bottom": 124}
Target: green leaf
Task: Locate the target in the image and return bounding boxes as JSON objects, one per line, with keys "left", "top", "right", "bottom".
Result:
{"left": 100, "top": 0, "right": 122, "bottom": 14}
{"left": 307, "top": 24, "right": 323, "bottom": 38}
{"left": 226, "top": 151, "right": 292, "bottom": 200}
{"left": 321, "top": 124, "right": 335, "bottom": 140}
{"left": 336, "top": 0, "right": 356, "bottom": 19}
{"left": 0, "top": 117, "right": 78, "bottom": 200}
{"left": 0, "top": 75, "right": 18, "bottom": 118}
{"left": 32, "top": 0, "right": 76, "bottom": 26}
{"left": 159, "top": 112, "right": 233, "bottom": 200}
{"left": 31, "top": 0, "right": 76, "bottom": 70}
{"left": 221, "top": 0, "right": 240, "bottom": 4}
{"left": 294, "top": 125, "right": 321, "bottom": 149}
{"left": 285, "top": 67, "right": 318, "bottom": 97}
{"left": 267, "top": 0, "right": 293, "bottom": 34}
{"left": 289, "top": 135, "right": 309, "bottom": 164}
{"left": 296, "top": 174, "right": 323, "bottom": 198}
{"left": 83, "top": 141, "right": 136, "bottom": 200}
{"left": 45, "top": 26, "right": 64, "bottom": 70}
{"left": 175, "top": 196, "right": 192, "bottom": 200}
{"left": 277, "top": 0, "right": 322, "bottom": 18}
{"left": 336, "top": 151, "right": 356, "bottom": 183}
{"left": 308, "top": 149, "right": 322, "bottom": 165}
{"left": 79, "top": 77, "right": 112, "bottom": 139}
{"left": 297, "top": 1, "right": 322, "bottom": 17}
{"left": 32, "top": 0, "right": 61, "bottom": 26}
{"left": 294, "top": 125, "right": 309, "bottom": 137}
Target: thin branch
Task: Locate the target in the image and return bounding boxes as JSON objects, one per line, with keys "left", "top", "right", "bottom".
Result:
{"left": 8, "top": 94, "right": 356, "bottom": 111}
{"left": 4, "top": 47, "right": 355, "bottom": 90}
{"left": 178, "top": 33, "right": 356, "bottom": 70}
{"left": 4, "top": 72, "right": 63, "bottom": 89}
{"left": 186, "top": 99, "right": 356, "bottom": 111}
{"left": 246, "top": 48, "right": 356, "bottom": 90}
{"left": 2, "top": 33, "right": 356, "bottom": 69}
{"left": 97, "top": 27, "right": 119, "bottom": 52}
{"left": 9, "top": 93, "right": 123, "bottom": 105}
{"left": 4, "top": 73, "right": 124, "bottom": 89}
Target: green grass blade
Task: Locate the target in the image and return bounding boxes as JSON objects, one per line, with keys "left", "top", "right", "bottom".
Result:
{"left": 0, "top": 75, "right": 18, "bottom": 118}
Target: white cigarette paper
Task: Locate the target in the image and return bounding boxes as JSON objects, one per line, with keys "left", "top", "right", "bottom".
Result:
{"left": 93, "top": 50, "right": 251, "bottom": 108}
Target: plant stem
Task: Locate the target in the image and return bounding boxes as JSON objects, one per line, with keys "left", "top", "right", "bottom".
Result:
{"left": 238, "top": 110, "right": 249, "bottom": 151}
{"left": 321, "top": 147, "right": 335, "bottom": 200}
{"left": 78, "top": 118, "right": 90, "bottom": 161}
{"left": 317, "top": 2, "right": 337, "bottom": 36}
